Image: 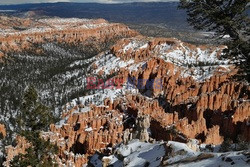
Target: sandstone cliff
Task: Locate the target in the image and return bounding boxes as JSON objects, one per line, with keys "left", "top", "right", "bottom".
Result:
{"left": 0, "top": 16, "right": 138, "bottom": 59}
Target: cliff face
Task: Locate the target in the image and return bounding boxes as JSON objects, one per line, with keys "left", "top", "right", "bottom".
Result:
{"left": 0, "top": 16, "right": 138, "bottom": 58}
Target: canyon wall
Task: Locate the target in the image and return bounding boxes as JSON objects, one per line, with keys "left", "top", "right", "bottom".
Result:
{"left": 0, "top": 16, "right": 138, "bottom": 58}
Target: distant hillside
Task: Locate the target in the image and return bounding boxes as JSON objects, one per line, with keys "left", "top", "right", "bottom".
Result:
{"left": 0, "top": 2, "right": 189, "bottom": 29}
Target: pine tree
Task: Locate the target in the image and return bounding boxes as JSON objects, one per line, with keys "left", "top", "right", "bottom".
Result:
{"left": 236, "top": 135, "right": 249, "bottom": 151}
{"left": 179, "top": 0, "right": 250, "bottom": 81}
{"left": 10, "top": 132, "right": 58, "bottom": 167}
{"left": 11, "top": 86, "right": 58, "bottom": 166}
{"left": 219, "top": 138, "right": 232, "bottom": 152}
{"left": 17, "top": 86, "right": 56, "bottom": 132}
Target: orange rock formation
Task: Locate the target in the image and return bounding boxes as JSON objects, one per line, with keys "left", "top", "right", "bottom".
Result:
{"left": 0, "top": 17, "right": 138, "bottom": 59}
{"left": 0, "top": 124, "right": 6, "bottom": 138}
{"left": 4, "top": 136, "right": 31, "bottom": 167}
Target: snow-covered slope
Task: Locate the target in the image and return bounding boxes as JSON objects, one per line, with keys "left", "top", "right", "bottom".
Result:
{"left": 90, "top": 139, "right": 166, "bottom": 167}
{"left": 90, "top": 140, "right": 250, "bottom": 167}
{"left": 114, "top": 37, "right": 231, "bottom": 81}
{"left": 166, "top": 141, "right": 250, "bottom": 167}
{"left": 65, "top": 37, "right": 232, "bottom": 109}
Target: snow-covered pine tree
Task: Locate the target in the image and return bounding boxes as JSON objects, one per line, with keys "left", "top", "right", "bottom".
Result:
{"left": 179, "top": 0, "right": 250, "bottom": 81}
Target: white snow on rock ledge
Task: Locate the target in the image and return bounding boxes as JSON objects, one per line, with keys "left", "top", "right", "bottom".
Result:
{"left": 166, "top": 141, "right": 200, "bottom": 164}
{"left": 166, "top": 141, "right": 250, "bottom": 167}
{"left": 90, "top": 139, "right": 166, "bottom": 167}
{"left": 123, "top": 38, "right": 230, "bottom": 82}
{"left": 122, "top": 40, "right": 149, "bottom": 53}
{"left": 89, "top": 140, "right": 250, "bottom": 167}
{"left": 0, "top": 17, "right": 109, "bottom": 36}
{"left": 90, "top": 38, "right": 232, "bottom": 83}
{"left": 93, "top": 53, "right": 134, "bottom": 75}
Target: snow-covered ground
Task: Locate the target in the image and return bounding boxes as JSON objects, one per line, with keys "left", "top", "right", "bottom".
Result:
{"left": 172, "top": 151, "right": 249, "bottom": 167}
{"left": 151, "top": 40, "right": 230, "bottom": 81}
{"left": 165, "top": 141, "right": 250, "bottom": 167}
{"left": 0, "top": 17, "right": 109, "bottom": 36}
{"left": 167, "top": 141, "right": 250, "bottom": 167}
{"left": 122, "top": 40, "right": 149, "bottom": 53}
{"left": 92, "top": 38, "right": 231, "bottom": 82}
{"left": 90, "top": 139, "right": 166, "bottom": 167}
{"left": 89, "top": 140, "right": 250, "bottom": 167}
{"left": 93, "top": 53, "right": 134, "bottom": 75}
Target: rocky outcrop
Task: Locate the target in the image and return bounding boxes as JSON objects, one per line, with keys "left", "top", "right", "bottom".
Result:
{"left": 135, "top": 114, "right": 150, "bottom": 142}
{"left": 42, "top": 104, "right": 124, "bottom": 167}
{"left": 204, "top": 126, "right": 224, "bottom": 145}
{"left": 111, "top": 37, "right": 225, "bottom": 63}
{"left": 123, "top": 129, "right": 133, "bottom": 145}
{"left": 4, "top": 136, "right": 31, "bottom": 167}
{"left": 0, "top": 124, "right": 6, "bottom": 138}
